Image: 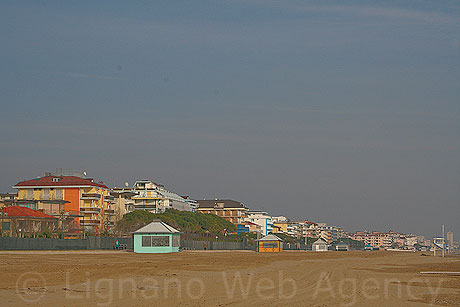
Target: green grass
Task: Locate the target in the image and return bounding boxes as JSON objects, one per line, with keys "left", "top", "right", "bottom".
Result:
{"left": 115, "top": 209, "right": 236, "bottom": 235}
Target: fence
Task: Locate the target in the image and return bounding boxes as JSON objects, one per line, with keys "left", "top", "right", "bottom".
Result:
{"left": 181, "top": 240, "right": 255, "bottom": 251}
{"left": 0, "top": 236, "right": 133, "bottom": 250}
{"left": 0, "top": 237, "right": 256, "bottom": 251}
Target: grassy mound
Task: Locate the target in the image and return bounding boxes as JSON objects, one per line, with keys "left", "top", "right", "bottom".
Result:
{"left": 115, "top": 209, "right": 236, "bottom": 235}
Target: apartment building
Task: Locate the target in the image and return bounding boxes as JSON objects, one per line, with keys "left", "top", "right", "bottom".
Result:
{"left": 350, "top": 231, "right": 392, "bottom": 248}
{"left": 181, "top": 196, "right": 199, "bottom": 212}
{"left": 110, "top": 188, "right": 136, "bottom": 220}
{"left": 130, "top": 180, "right": 191, "bottom": 213}
{"left": 245, "top": 212, "right": 274, "bottom": 236}
{"left": 196, "top": 199, "right": 249, "bottom": 225}
{"left": 0, "top": 193, "right": 17, "bottom": 208}
{"left": 13, "top": 172, "right": 114, "bottom": 233}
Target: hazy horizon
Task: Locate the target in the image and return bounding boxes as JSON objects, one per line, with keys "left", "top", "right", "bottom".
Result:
{"left": 1, "top": 0, "right": 459, "bottom": 239}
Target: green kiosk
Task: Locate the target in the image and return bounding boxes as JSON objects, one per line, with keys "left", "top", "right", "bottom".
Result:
{"left": 133, "top": 220, "right": 181, "bottom": 253}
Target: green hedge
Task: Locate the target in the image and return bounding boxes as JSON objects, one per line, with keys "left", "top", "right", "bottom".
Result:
{"left": 116, "top": 209, "right": 236, "bottom": 235}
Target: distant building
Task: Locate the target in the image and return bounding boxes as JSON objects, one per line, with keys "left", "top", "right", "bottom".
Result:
{"left": 0, "top": 206, "right": 58, "bottom": 237}
{"left": 13, "top": 172, "right": 114, "bottom": 233}
{"left": 181, "top": 196, "right": 199, "bottom": 212}
{"left": 111, "top": 188, "right": 136, "bottom": 220}
{"left": 272, "top": 222, "right": 288, "bottom": 234}
{"left": 350, "top": 231, "right": 392, "bottom": 248}
{"left": 0, "top": 193, "right": 17, "bottom": 208}
{"left": 130, "top": 180, "right": 191, "bottom": 213}
{"left": 272, "top": 216, "right": 288, "bottom": 223}
{"left": 245, "top": 212, "right": 273, "bottom": 236}
{"left": 196, "top": 199, "right": 249, "bottom": 225}
{"left": 245, "top": 221, "right": 263, "bottom": 234}
{"left": 447, "top": 232, "right": 454, "bottom": 249}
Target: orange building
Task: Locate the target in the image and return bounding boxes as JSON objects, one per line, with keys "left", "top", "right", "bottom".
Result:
{"left": 13, "top": 173, "right": 114, "bottom": 233}
{"left": 196, "top": 199, "right": 249, "bottom": 225}
{"left": 256, "top": 234, "right": 283, "bottom": 253}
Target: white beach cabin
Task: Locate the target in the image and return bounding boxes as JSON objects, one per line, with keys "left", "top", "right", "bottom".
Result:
{"left": 312, "top": 238, "right": 328, "bottom": 252}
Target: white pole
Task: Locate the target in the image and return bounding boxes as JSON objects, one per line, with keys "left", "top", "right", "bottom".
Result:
{"left": 442, "top": 225, "right": 445, "bottom": 258}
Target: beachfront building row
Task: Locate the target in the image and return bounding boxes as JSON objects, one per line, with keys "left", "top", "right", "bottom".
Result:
{"left": 350, "top": 231, "right": 427, "bottom": 249}
{"left": 195, "top": 199, "right": 280, "bottom": 236}
{"left": 6, "top": 172, "right": 195, "bottom": 234}
{"left": 111, "top": 180, "right": 194, "bottom": 217}
{"left": 12, "top": 172, "right": 115, "bottom": 233}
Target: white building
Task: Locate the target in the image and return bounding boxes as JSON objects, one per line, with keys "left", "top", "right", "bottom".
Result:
{"left": 129, "top": 180, "right": 191, "bottom": 213}
{"left": 245, "top": 211, "right": 274, "bottom": 236}
{"left": 272, "top": 216, "right": 288, "bottom": 223}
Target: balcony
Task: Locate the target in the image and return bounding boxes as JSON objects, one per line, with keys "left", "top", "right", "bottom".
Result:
{"left": 104, "top": 195, "right": 115, "bottom": 203}
{"left": 81, "top": 193, "right": 101, "bottom": 200}
{"left": 80, "top": 219, "right": 101, "bottom": 226}
{"left": 104, "top": 209, "right": 116, "bottom": 215}
{"left": 80, "top": 207, "right": 101, "bottom": 214}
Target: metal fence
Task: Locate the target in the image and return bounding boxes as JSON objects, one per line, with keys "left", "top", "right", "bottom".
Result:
{"left": 181, "top": 240, "right": 255, "bottom": 251}
{"left": 0, "top": 237, "right": 257, "bottom": 251}
{"left": 0, "top": 236, "right": 133, "bottom": 250}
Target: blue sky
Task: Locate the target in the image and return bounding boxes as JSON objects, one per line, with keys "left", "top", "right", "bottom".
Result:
{"left": 1, "top": 0, "right": 459, "bottom": 239}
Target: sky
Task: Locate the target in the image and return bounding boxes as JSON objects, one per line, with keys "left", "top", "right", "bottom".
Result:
{"left": 1, "top": 0, "right": 459, "bottom": 239}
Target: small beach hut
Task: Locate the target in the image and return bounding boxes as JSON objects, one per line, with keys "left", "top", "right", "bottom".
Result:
{"left": 256, "top": 234, "right": 283, "bottom": 252}
{"left": 312, "top": 238, "right": 328, "bottom": 252}
{"left": 133, "top": 220, "right": 181, "bottom": 253}
{"left": 335, "top": 241, "right": 349, "bottom": 251}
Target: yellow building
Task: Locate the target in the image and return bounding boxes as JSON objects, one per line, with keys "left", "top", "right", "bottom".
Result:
{"left": 13, "top": 173, "right": 114, "bottom": 234}
{"left": 272, "top": 221, "right": 288, "bottom": 234}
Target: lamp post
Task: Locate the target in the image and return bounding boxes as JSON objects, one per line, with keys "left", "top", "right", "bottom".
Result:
{"left": 1, "top": 208, "right": 6, "bottom": 236}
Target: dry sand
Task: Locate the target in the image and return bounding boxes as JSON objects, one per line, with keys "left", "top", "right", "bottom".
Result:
{"left": 0, "top": 250, "right": 459, "bottom": 306}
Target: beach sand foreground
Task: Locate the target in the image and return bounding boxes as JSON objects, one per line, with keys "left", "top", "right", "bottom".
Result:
{"left": 0, "top": 250, "right": 459, "bottom": 306}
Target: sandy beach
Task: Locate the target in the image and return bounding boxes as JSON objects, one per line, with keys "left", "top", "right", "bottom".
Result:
{"left": 0, "top": 250, "right": 459, "bottom": 306}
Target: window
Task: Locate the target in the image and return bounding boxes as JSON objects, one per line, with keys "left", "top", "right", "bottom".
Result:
{"left": 151, "top": 236, "right": 169, "bottom": 246}
{"left": 142, "top": 236, "right": 151, "bottom": 247}
{"left": 262, "top": 242, "right": 278, "bottom": 248}
{"left": 172, "top": 236, "right": 180, "bottom": 247}
{"left": 2, "top": 222, "right": 10, "bottom": 231}
{"left": 55, "top": 189, "right": 63, "bottom": 199}
{"left": 52, "top": 177, "right": 60, "bottom": 182}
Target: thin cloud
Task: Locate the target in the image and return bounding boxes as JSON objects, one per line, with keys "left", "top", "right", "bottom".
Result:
{"left": 57, "top": 72, "right": 126, "bottom": 81}
{"left": 247, "top": 0, "right": 458, "bottom": 25}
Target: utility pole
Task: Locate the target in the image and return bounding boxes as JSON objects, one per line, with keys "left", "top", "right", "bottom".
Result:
{"left": 442, "top": 225, "right": 445, "bottom": 258}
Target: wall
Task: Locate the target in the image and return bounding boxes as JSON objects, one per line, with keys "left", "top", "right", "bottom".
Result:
{"left": 133, "top": 233, "right": 179, "bottom": 253}
{"left": 64, "top": 188, "right": 80, "bottom": 213}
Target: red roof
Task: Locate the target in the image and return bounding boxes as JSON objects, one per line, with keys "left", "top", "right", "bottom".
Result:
{"left": 297, "top": 220, "right": 317, "bottom": 225}
{"left": 3, "top": 206, "right": 57, "bottom": 219}
{"left": 14, "top": 176, "right": 108, "bottom": 189}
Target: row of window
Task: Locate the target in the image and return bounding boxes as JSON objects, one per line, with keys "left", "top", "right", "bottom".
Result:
{"left": 141, "top": 235, "right": 180, "bottom": 247}
{"left": 261, "top": 242, "right": 279, "bottom": 248}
